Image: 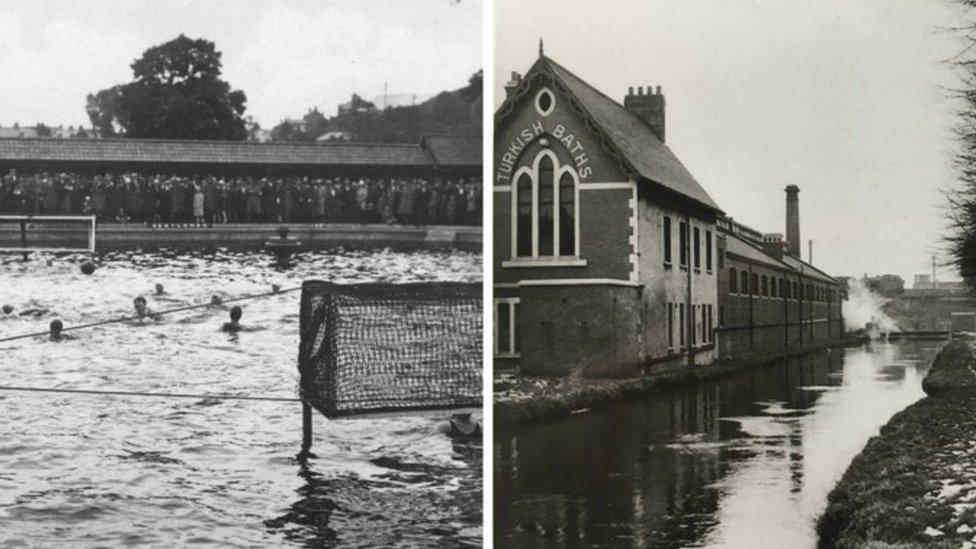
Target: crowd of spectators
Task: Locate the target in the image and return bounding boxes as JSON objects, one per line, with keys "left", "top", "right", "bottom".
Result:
{"left": 0, "top": 172, "right": 482, "bottom": 226}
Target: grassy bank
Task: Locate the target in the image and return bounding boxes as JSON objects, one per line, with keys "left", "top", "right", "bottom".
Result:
{"left": 817, "top": 338, "right": 976, "bottom": 548}
{"left": 495, "top": 336, "right": 867, "bottom": 428}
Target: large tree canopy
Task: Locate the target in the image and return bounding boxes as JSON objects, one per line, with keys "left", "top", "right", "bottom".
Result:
{"left": 86, "top": 35, "right": 248, "bottom": 140}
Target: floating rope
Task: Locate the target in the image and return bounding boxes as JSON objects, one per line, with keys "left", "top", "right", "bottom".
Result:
{"left": 0, "top": 385, "right": 301, "bottom": 402}
{"left": 0, "top": 285, "right": 303, "bottom": 343}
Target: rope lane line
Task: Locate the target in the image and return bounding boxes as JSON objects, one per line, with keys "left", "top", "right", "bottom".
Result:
{"left": 0, "top": 385, "right": 301, "bottom": 402}
{"left": 0, "top": 286, "right": 303, "bottom": 343}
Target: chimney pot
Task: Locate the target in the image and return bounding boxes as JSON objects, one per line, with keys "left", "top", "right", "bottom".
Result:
{"left": 656, "top": 85, "right": 662, "bottom": 94}
{"left": 628, "top": 86, "right": 634, "bottom": 95}
{"left": 638, "top": 86, "right": 644, "bottom": 95}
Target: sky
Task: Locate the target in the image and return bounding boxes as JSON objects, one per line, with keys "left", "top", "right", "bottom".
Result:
{"left": 495, "top": 0, "right": 967, "bottom": 286}
{"left": 0, "top": 0, "right": 481, "bottom": 129}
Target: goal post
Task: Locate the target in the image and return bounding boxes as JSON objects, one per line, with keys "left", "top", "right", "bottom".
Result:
{"left": 298, "top": 280, "right": 483, "bottom": 419}
{"left": 0, "top": 215, "right": 97, "bottom": 254}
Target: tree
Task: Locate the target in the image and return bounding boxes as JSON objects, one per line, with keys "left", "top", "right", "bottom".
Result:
{"left": 86, "top": 34, "right": 248, "bottom": 140}
{"left": 947, "top": 3, "right": 976, "bottom": 283}
{"left": 34, "top": 123, "right": 51, "bottom": 138}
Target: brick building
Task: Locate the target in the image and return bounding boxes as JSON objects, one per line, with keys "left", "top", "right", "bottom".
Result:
{"left": 493, "top": 48, "right": 722, "bottom": 377}
{"left": 494, "top": 48, "right": 844, "bottom": 378}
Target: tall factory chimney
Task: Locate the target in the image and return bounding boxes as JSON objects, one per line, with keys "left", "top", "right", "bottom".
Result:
{"left": 623, "top": 85, "right": 666, "bottom": 142}
{"left": 785, "top": 185, "right": 800, "bottom": 258}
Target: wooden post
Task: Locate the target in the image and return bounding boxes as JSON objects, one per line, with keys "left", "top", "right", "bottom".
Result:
{"left": 19, "top": 220, "right": 27, "bottom": 261}
{"left": 300, "top": 401, "right": 313, "bottom": 456}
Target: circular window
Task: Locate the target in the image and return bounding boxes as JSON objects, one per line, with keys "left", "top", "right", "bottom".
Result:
{"left": 535, "top": 88, "right": 554, "bottom": 116}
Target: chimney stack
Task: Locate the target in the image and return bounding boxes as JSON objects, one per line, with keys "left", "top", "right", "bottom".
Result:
{"left": 785, "top": 185, "right": 800, "bottom": 258}
{"left": 504, "top": 71, "right": 523, "bottom": 98}
{"left": 762, "top": 233, "right": 786, "bottom": 261}
{"left": 624, "top": 85, "right": 665, "bottom": 142}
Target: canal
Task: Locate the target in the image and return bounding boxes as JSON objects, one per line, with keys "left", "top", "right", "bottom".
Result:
{"left": 494, "top": 340, "right": 943, "bottom": 548}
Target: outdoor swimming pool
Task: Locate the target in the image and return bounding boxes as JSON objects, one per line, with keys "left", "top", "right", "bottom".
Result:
{"left": 0, "top": 248, "right": 482, "bottom": 547}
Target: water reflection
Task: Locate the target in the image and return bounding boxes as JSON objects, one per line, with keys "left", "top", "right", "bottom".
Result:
{"left": 495, "top": 341, "right": 937, "bottom": 548}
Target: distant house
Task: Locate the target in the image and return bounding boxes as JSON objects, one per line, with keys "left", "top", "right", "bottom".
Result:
{"left": 337, "top": 94, "right": 377, "bottom": 116}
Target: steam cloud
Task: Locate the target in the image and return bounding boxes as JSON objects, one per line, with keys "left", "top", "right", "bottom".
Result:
{"left": 842, "top": 278, "right": 898, "bottom": 334}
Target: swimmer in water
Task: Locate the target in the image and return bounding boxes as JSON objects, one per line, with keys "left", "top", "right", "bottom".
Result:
{"left": 133, "top": 296, "right": 159, "bottom": 321}
{"left": 2, "top": 305, "right": 12, "bottom": 315}
{"left": 437, "top": 413, "right": 481, "bottom": 441}
{"left": 155, "top": 283, "right": 165, "bottom": 295}
{"left": 221, "top": 305, "right": 243, "bottom": 333}
{"left": 18, "top": 307, "right": 49, "bottom": 318}
{"left": 48, "top": 319, "right": 72, "bottom": 341}
{"left": 210, "top": 295, "right": 223, "bottom": 306}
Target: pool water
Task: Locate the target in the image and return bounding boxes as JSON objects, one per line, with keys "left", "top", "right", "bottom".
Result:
{"left": 0, "top": 248, "right": 482, "bottom": 548}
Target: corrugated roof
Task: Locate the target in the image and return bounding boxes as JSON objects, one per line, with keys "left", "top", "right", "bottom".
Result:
{"left": 422, "top": 134, "right": 481, "bottom": 167}
{"left": 0, "top": 137, "right": 432, "bottom": 167}
{"left": 497, "top": 56, "right": 721, "bottom": 212}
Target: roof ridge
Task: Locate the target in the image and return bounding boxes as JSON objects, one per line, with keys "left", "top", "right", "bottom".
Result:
{"left": 0, "top": 136, "right": 430, "bottom": 149}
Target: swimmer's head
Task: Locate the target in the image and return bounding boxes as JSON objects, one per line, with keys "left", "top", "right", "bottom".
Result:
{"left": 451, "top": 412, "right": 472, "bottom": 422}
{"left": 133, "top": 296, "right": 147, "bottom": 316}
{"left": 211, "top": 295, "right": 222, "bottom": 306}
{"left": 229, "top": 305, "right": 242, "bottom": 322}
{"left": 49, "top": 319, "right": 63, "bottom": 336}
{"left": 155, "top": 283, "right": 164, "bottom": 295}
{"left": 271, "top": 284, "right": 281, "bottom": 294}
{"left": 1, "top": 305, "right": 12, "bottom": 314}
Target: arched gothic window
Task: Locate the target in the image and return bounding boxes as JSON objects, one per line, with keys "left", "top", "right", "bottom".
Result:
{"left": 511, "top": 149, "right": 579, "bottom": 258}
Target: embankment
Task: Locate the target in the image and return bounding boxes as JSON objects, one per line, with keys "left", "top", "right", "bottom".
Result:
{"left": 494, "top": 334, "right": 867, "bottom": 428}
{"left": 817, "top": 337, "right": 976, "bottom": 548}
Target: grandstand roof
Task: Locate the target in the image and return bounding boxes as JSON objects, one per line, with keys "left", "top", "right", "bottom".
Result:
{"left": 421, "top": 134, "right": 481, "bottom": 168}
{"left": 0, "top": 136, "right": 462, "bottom": 168}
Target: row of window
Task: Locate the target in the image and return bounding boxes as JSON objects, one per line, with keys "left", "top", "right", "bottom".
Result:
{"left": 666, "top": 301, "right": 714, "bottom": 353}
{"left": 727, "top": 267, "right": 837, "bottom": 303}
{"left": 494, "top": 297, "right": 718, "bottom": 358}
{"left": 663, "top": 216, "right": 712, "bottom": 272}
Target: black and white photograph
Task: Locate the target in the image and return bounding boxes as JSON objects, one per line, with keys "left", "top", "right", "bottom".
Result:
{"left": 492, "top": 1, "right": 976, "bottom": 547}
{"left": 0, "top": 1, "right": 483, "bottom": 547}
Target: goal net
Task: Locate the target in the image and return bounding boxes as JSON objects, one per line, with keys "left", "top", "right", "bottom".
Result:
{"left": 0, "top": 215, "right": 96, "bottom": 254}
{"left": 298, "top": 281, "right": 482, "bottom": 418}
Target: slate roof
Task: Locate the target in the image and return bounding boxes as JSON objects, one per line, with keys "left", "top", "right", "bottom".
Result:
{"left": 0, "top": 137, "right": 434, "bottom": 167}
{"left": 421, "top": 134, "right": 481, "bottom": 167}
{"left": 725, "top": 233, "right": 792, "bottom": 271}
{"left": 781, "top": 255, "right": 838, "bottom": 284}
{"left": 723, "top": 231, "right": 838, "bottom": 284}
{"left": 496, "top": 55, "right": 721, "bottom": 213}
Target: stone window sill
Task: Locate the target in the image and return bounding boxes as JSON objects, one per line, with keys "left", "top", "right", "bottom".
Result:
{"left": 502, "top": 257, "right": 587, "bottom": 268}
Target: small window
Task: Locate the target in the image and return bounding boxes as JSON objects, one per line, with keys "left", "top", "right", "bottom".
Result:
{"left": 792, "top": 281, "right": 798, "bottom": 300}
{"left": 741, "top": 271, "right": 750, "bottom": 295}
{"left": 679, "top": 222, "right": 688, "bottom": 267}
{"left": 751, "top": 273, "right": 759, "bottom": 295}
{"left": 729, "top": 267, "right": 738, "bottom": 294}
{"left": 535, "top": 88, "right": 555, "bottom": 116}
{"left": 663, "top": 216, "right": 672, "bottom": 266}
{"left": 761, "top": 275, "right": 768, "bottom": 297}
{"left": 495, "top": 299, "right": 519, "bottom": 356}
{"left": 667, "top": 303, "right": 674, "bottom": 351}
{"left": 693, "top": 227, "right": 701, "bottom": 270}
{"left": 679, "top": 303, "right": 685, "bottom": 349}
{"left": 706, "top": 231, "right": 713, "bottom": 271}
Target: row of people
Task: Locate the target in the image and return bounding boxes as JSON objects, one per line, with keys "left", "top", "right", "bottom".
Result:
{"left": 0, "top": 172, "right": 483, "bottom": 226}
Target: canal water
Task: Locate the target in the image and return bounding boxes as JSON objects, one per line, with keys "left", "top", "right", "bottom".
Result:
{"left": 0, "top": 248, "right": 482, "bottom": 548}
{"left": 495, "top": 340, "right": 942, "bottom": 548}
